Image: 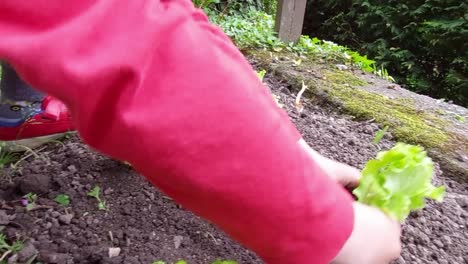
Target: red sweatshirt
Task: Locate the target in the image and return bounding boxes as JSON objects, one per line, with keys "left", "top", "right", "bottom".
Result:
{"left": 0, "top": 1, "right": 354, "bottom": 263}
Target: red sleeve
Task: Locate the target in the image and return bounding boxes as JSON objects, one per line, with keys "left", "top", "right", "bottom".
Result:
{"left": 0, "top": 1, "right": 354, "bottom": 263}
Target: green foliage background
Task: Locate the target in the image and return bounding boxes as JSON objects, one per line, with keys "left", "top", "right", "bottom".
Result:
{"left": 302, "top": 0, "right": 468, "bottom": 106}
{"left": 195, "top": 0, "right": 391, "bottom": 80}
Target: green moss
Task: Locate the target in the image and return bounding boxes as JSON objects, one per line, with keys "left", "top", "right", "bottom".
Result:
{"left": 323, "top": 70, "right": 449, "bottom": 148}
{"left": 324, "top": 69, "right": 368, "bottom": 87}
{"left": 395, "top": 97, "right": 416, "bottom": 105}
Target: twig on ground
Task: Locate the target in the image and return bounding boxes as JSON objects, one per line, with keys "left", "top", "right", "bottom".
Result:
{"left": 0, "top": 249, "right": 11, "bottom": 261}
{"left": 295, "top": 81, "right": 308, "bottom": 113}
{"left": 10, "top": 145, "right": 48, "bottom": 170}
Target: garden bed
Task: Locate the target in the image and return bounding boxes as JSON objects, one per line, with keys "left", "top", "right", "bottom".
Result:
{"left": 0, "top": 71, "right": 467, "bottom": 264}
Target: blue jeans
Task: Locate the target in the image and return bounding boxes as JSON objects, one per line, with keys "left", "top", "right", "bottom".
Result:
{"left": 0, "top": 62, "right": 44, "bottom": 126}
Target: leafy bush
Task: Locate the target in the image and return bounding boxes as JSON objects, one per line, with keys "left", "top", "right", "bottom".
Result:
{"left": 197, "top": 0, "right": 268, "bottom": 13}
{"left": 302, "top": 0, "right": 468, "bottom": 106}
{"left": 206, "top": 9, "right": 283, "bottom": 49}
{"left": 205, "top": 7, "right": 384, "bottom": 75}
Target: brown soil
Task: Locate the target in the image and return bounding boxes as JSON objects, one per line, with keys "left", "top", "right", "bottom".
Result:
{"left": 0, "top": 70, "right": 467, "bottom": 264}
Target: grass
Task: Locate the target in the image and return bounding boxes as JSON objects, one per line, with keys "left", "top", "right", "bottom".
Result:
{"left": 0, "top": 233, "right": 23, "bottom": 262}
{"left": 0, "top": 142, "right": 18, "bottom": 169}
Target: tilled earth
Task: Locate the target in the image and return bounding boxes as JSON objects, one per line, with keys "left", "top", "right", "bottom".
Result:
{"left": 0, "top": 71, "right": 467, "bottom": 264}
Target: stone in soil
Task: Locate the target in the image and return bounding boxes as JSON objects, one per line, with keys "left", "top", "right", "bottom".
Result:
{"left": 0, "top": 72, "right": 466, "bottom": 263}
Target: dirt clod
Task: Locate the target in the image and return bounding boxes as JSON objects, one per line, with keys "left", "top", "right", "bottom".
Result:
{"left": 19, "top": 173, "right": 50, "bottom": 194}
{"left": 7, "top": 254, "right": 18, "bottom": 264}
{"left": 0, "top": 210, "right": 12, "bottom": 225}
{"left": 17, "top": 242, "right": 38, "bottom": 262}
{"left": 58, "top": 214, "right": 73, "bottom": 225}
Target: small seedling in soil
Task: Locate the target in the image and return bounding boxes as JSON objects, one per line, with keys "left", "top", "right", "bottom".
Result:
{"left": 22, "top": 193, "right": 37, "bottom": 211}
{"left": 54, "top": 194, "right": 70, "bottom": 206}
{"left": 212, "top": 260, "right": 237, "bottom": 264}
{"left": 0, "top": 142, "right": 17, "bottom": 169}
{"left": 353, "top": 143, "right": 445, "bottom": 222}
{"left": 0, "top": 233, "right": 23, "bottom": 262}
{"left": 87, "top": 186, "right": 107, "bottom": 210}
{"left": 255, "top": 69, "right": 266, "bottom": 82}
{"left": 372, "top": 125, "right": 389, "bottom": 145}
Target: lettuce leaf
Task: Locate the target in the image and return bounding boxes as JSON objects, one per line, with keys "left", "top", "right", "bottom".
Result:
{"left": 353, "top": 143, "right": 445, "bottom": 222}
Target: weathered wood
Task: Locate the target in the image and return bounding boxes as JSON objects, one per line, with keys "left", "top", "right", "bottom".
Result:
{"left": 274, "top": 0, "right": 307, "bottom": 43}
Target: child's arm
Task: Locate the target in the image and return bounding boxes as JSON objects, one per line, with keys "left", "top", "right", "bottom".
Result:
{"left": 0, "top": 1, "right": 354, "bottom": 263}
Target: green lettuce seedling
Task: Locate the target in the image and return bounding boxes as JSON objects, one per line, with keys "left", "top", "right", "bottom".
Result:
{"left": 372, "top": 125, "right": 389, "bottom": 145}
{"left": 54, "top": 194, "right": 70, "bottom": 206}
{"left": 23, "top": 192, "right": 37, "bottom": 211}
{"left": 353, "top": 143, "right": 445, "bottom": 222}
{"left": 87, "top": 186, "right": 107, "bottom": 210}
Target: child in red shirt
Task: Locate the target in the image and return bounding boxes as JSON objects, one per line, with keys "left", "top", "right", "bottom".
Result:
{"left": 0, "top": 1, "right": 401, "bottom": 263}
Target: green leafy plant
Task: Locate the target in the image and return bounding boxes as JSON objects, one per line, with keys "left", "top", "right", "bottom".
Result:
{"left": 22, "top": 192, "right": 37, "bottom": 211}
{"left": 54, "top": 194, "right": 70, "bottom": 206}
{"left": 192, "top": 0, "right": 220, "bottom": 9}
{"left": 87, "top": 186, "right": 106, "bottom": 210}
{"left": 353, "top": 143, "right": 445, "bottom": 222}
{"left": 373, "top": 125, "right": 389, "bottom": 145}
{"left": 206, "top": 8, "right": 283, "bottom": 50}
{"left": 0, "top": 233, "right": 23, "bottom": 262}
{"left": 205, "top": 8, "right": 384, "bottom": 75}
{"left": 374, "top": 66, "right": 395, "bottom": 82}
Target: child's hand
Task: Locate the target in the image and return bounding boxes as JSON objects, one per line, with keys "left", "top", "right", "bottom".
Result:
{"left": 298, "top": 139, "right": 360, "bottom": 188}
{"left": 299, "top": 139, "right": 402, "bottom": 263}
{"left": 332, "top": 202, "right": 402, "bottom": 264}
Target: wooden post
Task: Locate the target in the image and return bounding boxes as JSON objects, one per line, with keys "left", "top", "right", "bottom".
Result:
{"left": 274, "top": 0, "right": 307, "bottom": 43}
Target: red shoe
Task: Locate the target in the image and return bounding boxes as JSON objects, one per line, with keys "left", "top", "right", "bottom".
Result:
{"left": 0, "top": 96, "right": 75, "bottom": 150}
